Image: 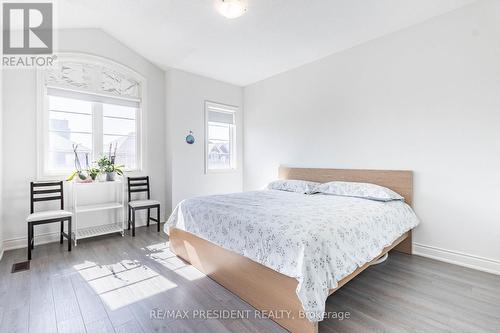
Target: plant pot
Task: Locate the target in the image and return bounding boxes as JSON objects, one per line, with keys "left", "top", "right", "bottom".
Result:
{"left": 106, "top": 172, "right": 116, "bottom": 181}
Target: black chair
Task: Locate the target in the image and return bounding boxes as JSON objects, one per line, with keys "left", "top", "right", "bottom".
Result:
{"left": 127, "top": 176, "right": 161, "bottom": 237}
{"left": 26, "top": 181, "right": 72, "bottom": 260}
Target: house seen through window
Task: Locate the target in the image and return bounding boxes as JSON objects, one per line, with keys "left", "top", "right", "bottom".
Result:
{"left": 205, "top": 102, "right": 237, "bottom": 172}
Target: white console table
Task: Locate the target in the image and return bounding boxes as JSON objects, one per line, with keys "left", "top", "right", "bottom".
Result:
{"left": 72, "top": 179, "right": 125, "bottom": 246}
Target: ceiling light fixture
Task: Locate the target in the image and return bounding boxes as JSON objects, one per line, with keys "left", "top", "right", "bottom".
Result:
{"left": 216, "top": 0, "right": 247, "bottom": 19}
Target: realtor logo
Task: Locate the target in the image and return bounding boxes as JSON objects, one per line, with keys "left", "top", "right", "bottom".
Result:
{"left": 3, "top": 2, "right": 53, "bottom": 54}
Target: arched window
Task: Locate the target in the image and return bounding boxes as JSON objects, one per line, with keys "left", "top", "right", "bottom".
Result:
{"left": 37, "top": 53, "right": 146, "bottom": 177}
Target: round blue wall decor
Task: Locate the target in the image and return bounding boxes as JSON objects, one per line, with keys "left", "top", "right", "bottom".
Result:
{"left": 185, "top": 131, "right": 195, "bottom": 144}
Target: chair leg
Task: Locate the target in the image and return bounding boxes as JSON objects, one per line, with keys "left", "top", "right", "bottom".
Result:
{"left": 132, "top": 209, "right": 136, "bottom": 237}
{"left": 147, "top": 208, "right": 151, "bottom": 227}
{"left": 68, "top": 217, "right": 72, "bottom": 252}
{"left": 27, "top": 223, "right": 32, "bottom": 260}
{"left": 128, "top": 206, "right": 131, "bottom": 230}
{"left": 31, "top": 224, "right": 35, "bottom": 250}
{"left": 157, "top": 206, "right": 160, "bottom": 232}
{"left": 60, "top": 220, "right": 64, "bottom": 244}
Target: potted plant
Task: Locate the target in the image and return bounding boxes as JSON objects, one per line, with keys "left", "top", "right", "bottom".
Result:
{"left": 67, "top": 145, "right": 91, "bottom": 182}
{"left": 87, "top": 166, "right": 101, "bottom": 181}
{"left": 105, "top": 163, "right": 124, "bottom": 181}
{"left": 97, "top": 155, "right": 124, "bottom": 181}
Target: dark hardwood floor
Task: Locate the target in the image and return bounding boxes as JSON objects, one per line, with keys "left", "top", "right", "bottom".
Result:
{"left": 0, "top": 225, "right": 499, "bottom": 333}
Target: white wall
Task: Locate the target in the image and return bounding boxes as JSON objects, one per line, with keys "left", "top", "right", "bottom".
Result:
{"left": 244, "top": 1, "right": 500, "bottom": 274}
{"left": 0, "top": 69, "right": 3, "bottom": 260}
{"left": 1, "top": 29, "right": 166, "bottom": 250}
{"left": 165, "top": 69, "right": 243, "bottom": 209}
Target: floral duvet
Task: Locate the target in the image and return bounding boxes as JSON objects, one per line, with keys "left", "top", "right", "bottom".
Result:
{"left": 166, "top": 190, "right": 419, "bottom": 322}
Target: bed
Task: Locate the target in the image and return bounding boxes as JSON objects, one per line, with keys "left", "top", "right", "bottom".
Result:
{"left": 166, "top": 167, "right": 418, "bottom": 333}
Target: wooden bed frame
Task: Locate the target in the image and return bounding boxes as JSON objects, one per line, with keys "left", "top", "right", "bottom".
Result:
{"left": 169, "top": 167, "right": 414, "bottom": 333}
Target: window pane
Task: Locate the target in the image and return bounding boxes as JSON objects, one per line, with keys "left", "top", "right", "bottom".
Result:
{"left": 208, "top": 140, "right": 231, "bottom": 169}
{"left": 208, "top": 122, "right": 231, "bottom": 141}
{"left": 103, "top": 103, "right": 136, "bottom": 119}
{"left": 103, "top": 135, "right": 137, "bottom": 170}
{"left": 48, "top": 151, "right": 90, "bottom": 171}
{"left": 207, "top": 110, "right": 234, "bottom": 124}
{"left": 102, "top": 104, "right": 137, "bottom": 169}
{"left": 103, "top": 117, "right": 135, "bottom": 136}
{"left": 49, "top": 95, "right": 92, "bottom": 114}
{"left": 49, "top": 111, "right": 92, "bottom": 133}
{"left": 49, "top": 131, "right": 92, "bottom": 152}
{"left": 48, "top": 132, "right": 92, "bottom": 170}
{"left": 47, "top": 95, "right": 93, "bottom": 171}
{"left": 207, "top": 118, "right": 233, "bottom": 170}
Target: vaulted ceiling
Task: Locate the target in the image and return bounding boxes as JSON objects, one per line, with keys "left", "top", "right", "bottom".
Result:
{"left": 57, "top": 0, "right": 476, "bottom": 86}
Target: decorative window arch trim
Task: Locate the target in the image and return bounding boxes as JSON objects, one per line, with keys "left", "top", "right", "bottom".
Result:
{"left": 36, "top": 52, "right": 148, "bottom": 179}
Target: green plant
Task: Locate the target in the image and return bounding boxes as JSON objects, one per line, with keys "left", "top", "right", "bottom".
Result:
{"left": 106, "top": 163, "right": 124, "bottom": 175}
{"left": 87, "top": 167, "right": 100, "bottom": 180}
{"left": 97, "top": 155, "right": 124, "bottom": 175}
{"left": 97, "top": 155, "right": 112, "bottom": 170}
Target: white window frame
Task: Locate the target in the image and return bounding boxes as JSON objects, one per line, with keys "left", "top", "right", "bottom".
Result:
{"left": 204, "top": 101, "right": 238, "bottom": 174}
{"left": 36, "top": 53, "right": 147, "bottom": 179}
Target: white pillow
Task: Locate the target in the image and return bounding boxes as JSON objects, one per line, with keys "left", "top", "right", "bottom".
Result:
{"left": 267, "top": 180, "right": 320, "bottom": 195}
{"left": 315, "top": 181, "right": 404, "bottom": 202}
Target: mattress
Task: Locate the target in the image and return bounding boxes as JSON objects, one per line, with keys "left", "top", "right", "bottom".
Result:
{"left": 166, "top": 189, "right": 419, "bottom": 322}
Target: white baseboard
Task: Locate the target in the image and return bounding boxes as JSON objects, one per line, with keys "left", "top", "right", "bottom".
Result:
{"left": 4, "top": 231, "right": 61, "bottom": 251}
{"left": 413, "top": 243, "right": 500, "bottom": 276}
{"left": 3, "top": 220, "right": 166, "bottom": 252}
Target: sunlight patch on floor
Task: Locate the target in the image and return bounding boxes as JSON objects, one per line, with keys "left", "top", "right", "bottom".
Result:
{"left": 145, "top": 242, "right": 169, "bottom": 252}
{"left": 173, "top": 265, "right": 206, "bottom": 281}
{"left": 147, "top": 241, "right": 207, "bottom": 282}
{"left": 77, "top": 262, "right": 128, "bottom": 281}
{"left": 74, "top": 259, "right": 177, "bottom": 311}
{"left": 146, "top": 242, "right": 189, "bottom": 270}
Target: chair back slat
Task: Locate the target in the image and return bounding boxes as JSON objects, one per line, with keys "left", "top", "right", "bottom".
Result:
{"left": 127, "top": 176, "right": 150, "bottom": 202}
{"left": 129, "top": 176, "right": 148, "bottom": 181}
{"left": 33, "top": 196, "right": 64, "bottom": 202}
{"left": 30, "top": 181, "right": 64, "bottom": 213}
{"left": 130, "top": 183, "right": 148, "bottom": 187}
{"left": 33, "top": 189, "right": 62, "bottom": 195}
{"left": 129, "top": 188, "right": 147, "bottom": 193}
{"left": 32, "top": 181, "right": 63, "bottom": 187}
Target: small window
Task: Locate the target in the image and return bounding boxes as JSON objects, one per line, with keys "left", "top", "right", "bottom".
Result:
{"left": 205, "top": 102, "right": 237, "bottom": 172}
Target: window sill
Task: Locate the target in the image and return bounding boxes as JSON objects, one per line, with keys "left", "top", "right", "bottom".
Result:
{"left": 39, "top": 169, "right": 144, "bottom": 181}
{"left": 205, "top": 168, "right": 238, "bottom": 175}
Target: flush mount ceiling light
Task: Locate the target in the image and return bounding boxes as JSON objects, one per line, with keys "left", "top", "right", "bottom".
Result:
{"left": 216, "top": 0, "right": 247, "bottom": 19}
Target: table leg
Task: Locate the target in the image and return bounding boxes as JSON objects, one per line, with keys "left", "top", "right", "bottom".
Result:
{"left": 68, "top": 217, "right": 72, "bottom": 252}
